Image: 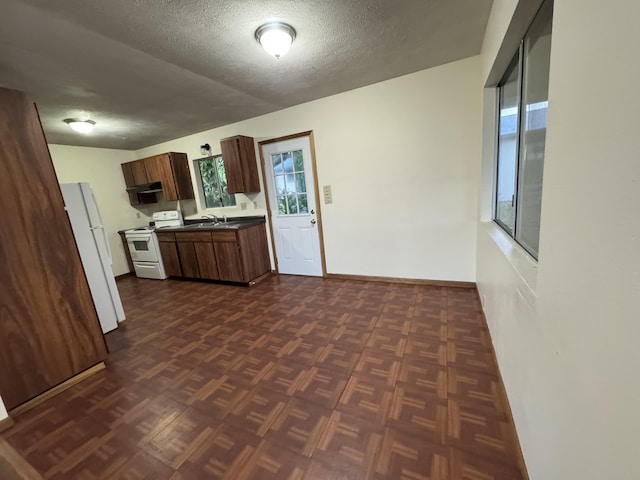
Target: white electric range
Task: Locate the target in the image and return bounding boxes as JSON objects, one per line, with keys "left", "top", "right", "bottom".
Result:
{"left": 125, "top": 210, "right": 183, "bottom": 279}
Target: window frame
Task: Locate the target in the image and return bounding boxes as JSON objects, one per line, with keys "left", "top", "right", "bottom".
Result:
{"left": 193, "top": 154, "right": 236, "bottom": 209}
{"left": 493, "top": 0, "right": 552, "bottom": 260}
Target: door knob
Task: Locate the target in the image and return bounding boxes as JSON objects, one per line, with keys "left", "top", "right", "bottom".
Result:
{"left": 310, "top": 219, "right": 316, "bottom": 224}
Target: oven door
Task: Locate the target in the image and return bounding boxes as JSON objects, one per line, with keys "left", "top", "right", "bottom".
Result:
{"left": 126, "top": 232, "right": 160, "bottom": 263}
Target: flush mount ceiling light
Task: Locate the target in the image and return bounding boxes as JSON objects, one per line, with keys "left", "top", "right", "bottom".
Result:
{"left": 63, "top": 118, "right": 96, "bottom": 134}
{"left": 255, "top": 22, "right": 296, "bottom": 58}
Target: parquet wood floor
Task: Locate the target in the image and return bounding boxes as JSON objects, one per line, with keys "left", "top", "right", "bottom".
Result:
{"left": 2, "top": 275, "right": 525, "bottom": 479}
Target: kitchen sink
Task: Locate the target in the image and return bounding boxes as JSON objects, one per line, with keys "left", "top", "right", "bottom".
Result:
{"left": 183, "top": 221, "right": 244, "bottom": 230}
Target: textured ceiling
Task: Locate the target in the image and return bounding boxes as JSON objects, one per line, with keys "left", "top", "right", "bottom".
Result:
{"left": 0, "top": 0, "right": 493, "bottom": 150}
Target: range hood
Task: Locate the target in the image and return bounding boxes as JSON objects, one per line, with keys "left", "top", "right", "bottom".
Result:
{"left": 125, "top": 181, "right": 163, "bottom": 194}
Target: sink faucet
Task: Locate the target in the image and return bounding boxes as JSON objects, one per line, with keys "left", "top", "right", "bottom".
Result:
{"left": 202, "top": 214, "right": 219, "bottom": 223}
{"left": 223, "top": 215, "right": 228, "bottom": 223}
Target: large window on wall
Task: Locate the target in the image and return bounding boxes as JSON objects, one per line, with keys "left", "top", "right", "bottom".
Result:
{"left": 195, "top": 155, "right": 236, "bottom": 208}
{"left": 494, "top": 0, "right": 553, "bottom": 259}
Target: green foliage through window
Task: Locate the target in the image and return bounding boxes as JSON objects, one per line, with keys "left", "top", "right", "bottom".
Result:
{"left": 272, "top": 149, "right": 307, "bottom": 215}
{"left": 196, "top": 155, "right": 236, "bottom": 208}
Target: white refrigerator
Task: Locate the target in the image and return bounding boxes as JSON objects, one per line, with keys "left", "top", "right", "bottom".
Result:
{"left": 60, "top": 182, "right": 125, "bottom": 333}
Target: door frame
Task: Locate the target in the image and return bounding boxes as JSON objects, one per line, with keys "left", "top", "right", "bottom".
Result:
{"left": 258, "top": 130, "right": 327, "bottom": 277}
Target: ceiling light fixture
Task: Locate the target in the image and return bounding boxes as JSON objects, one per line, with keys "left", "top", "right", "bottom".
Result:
{"left": 255, "top": 22, "right": 296, "bottom": 59}
{"left": 63, "top": 118, "right": 96, "bottom": 134}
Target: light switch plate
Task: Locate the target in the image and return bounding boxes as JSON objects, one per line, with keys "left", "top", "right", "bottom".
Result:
{"left": 322, "top": 185, "right": 333, "bottom": 204}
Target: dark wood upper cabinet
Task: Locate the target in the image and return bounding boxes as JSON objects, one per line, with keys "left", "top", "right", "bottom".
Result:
{"left": 131, "top": 159, "right": 148, "bottom": 185}
{"left": 220, "top": 135, "right": 261, "bottom": 193}
{"left": 121, "top": 152, "right": 194, "bottom": 205}
{"left": 0, "top": 87, "right": 107, "bottom": 410}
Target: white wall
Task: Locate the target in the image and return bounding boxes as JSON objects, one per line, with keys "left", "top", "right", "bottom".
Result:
{"left": 476, "top": 1, "right": 640, "bottom": 479}
{"left": 49, "top": 145, "right": 141, "bottom": 276}
{"left": 137, "top": 56, "right": 482, "bottom": 282}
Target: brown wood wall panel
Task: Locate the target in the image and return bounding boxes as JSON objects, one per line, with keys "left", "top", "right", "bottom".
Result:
{"left": 0, "top": 87, "right": 107, "bottom": 410}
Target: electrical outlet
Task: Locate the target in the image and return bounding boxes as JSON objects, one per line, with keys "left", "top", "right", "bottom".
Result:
{"left": 240, "top": 202, "right": 247, "bottom": 210}
{"left": 322, "top": 185, "right": 333, "bottom": 204}
{"left": 136, "top": 212, "right": 141, "bottom": 218}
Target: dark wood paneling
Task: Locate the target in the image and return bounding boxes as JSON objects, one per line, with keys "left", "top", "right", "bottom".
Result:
{"left": 169, "top": 152, "right": 195, "bottom": 200}
{"left": 174, "top": 231, "right": 212, "bottom": 243}
{"left": 0, "top": 87, "right": 107, "bottom": 410}
{"left": 220, "top": 135, "right": 260, "bottom": 194}
{"left": 211, "top": 230, "right": 237, "bottom": 243}
{"left": 156, "top": 232, "right": 176, "bottom": 242}
{"left": 177, "top": 242, "right": 199, "bottom": 278}
{"left": 194, "top": 242, "right": 219, "bottom": 280}
{"left": 158, "top": 241, "right": 182, "bottom": 277}
{"left": 237, "top": 224, "right": 271, "bottom": 281}
{"left": 214, "top": 241, "right": 245, "bottom": 282}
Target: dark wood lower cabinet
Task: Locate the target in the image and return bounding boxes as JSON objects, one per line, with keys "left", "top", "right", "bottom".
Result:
{"left": 213, "top": 241, "right": 245, "bottom": 282}
{"left": 156, "top": 223, "right": 270, "bottom": 284}
{"left": 0, "top": 87, "right": 107, "bottom": 410}
{"left": 177, "top": 242, "right": 199, "bottom": 278}
{"left": 194, "top": 242, "right": 219, "bottom": 280}
{"left": 157, "top": 237, "right": 181, "bottom": 277}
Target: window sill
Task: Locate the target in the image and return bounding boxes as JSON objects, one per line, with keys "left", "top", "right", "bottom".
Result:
{"left": 481, "top": 221, "right": 538, "bottom": 302}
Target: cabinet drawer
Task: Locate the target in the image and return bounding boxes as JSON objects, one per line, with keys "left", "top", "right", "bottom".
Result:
{"left": 156, "top": 232, "right": 176, "bottom": 242}
{"left": 175, "top": 230, "right": 213, "bottom": 242}
{"left": 211, "top": 230, "right": 237, "bottom": 243}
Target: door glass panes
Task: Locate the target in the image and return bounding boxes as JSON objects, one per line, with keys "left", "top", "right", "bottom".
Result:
{"left": 271, "top": 149, "right": 308, "bottom": 215}
{"left": 197, "top": 155, "right": 236, "bottom": 208}
{"left": 515, "top": 0, "right": 552, "bottom": 256}
{"left": 495, "top": 58, "right": 520, "bottom": 234}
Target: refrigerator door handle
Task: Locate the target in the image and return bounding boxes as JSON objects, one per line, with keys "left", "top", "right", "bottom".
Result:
{"left": 91, "top": 225, "right": 113, "bottom": 264}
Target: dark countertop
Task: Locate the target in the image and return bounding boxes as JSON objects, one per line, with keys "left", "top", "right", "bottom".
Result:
{"left": 118, "top": 216, "right": 265, "bottom": 234}
{"left": 157, "top": 216, "right": 265, "bottom": 233}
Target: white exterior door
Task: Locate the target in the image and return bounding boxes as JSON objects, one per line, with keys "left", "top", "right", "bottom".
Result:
{"left": 261, "top": 135, "right": 323, "bottom": 277}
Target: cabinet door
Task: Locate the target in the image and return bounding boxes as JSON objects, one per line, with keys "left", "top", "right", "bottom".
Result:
{"left": 145, "top": 154, "right": 178, "bottom": 200}
{"left": 177, "top": 242, "right": 199, "bottom": 278}
{"left": 214, "top": 242, "right": 245, "bottom": 282}
{"left": 194, "top": 242, "right": 219, "bottom": 280}
{"left": 158, "top": 241, "right": 181, "bottom": 277}
{"left": 169, "top": 153, "right": 195, "bottom": 200}
{"left": 220, "top": 136, "right": 260, "bottom": 194}
{"left": 121, "top": 163, "right": 141, "bottom": 206}
{"left": 131, "top": 159, "right": 148, "bottom": 185}
{"left": 237, "top": 224, "right": 271, "bottom": 281}
{"left": 0, "top": 88, "right": 107, "bottom": 410}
